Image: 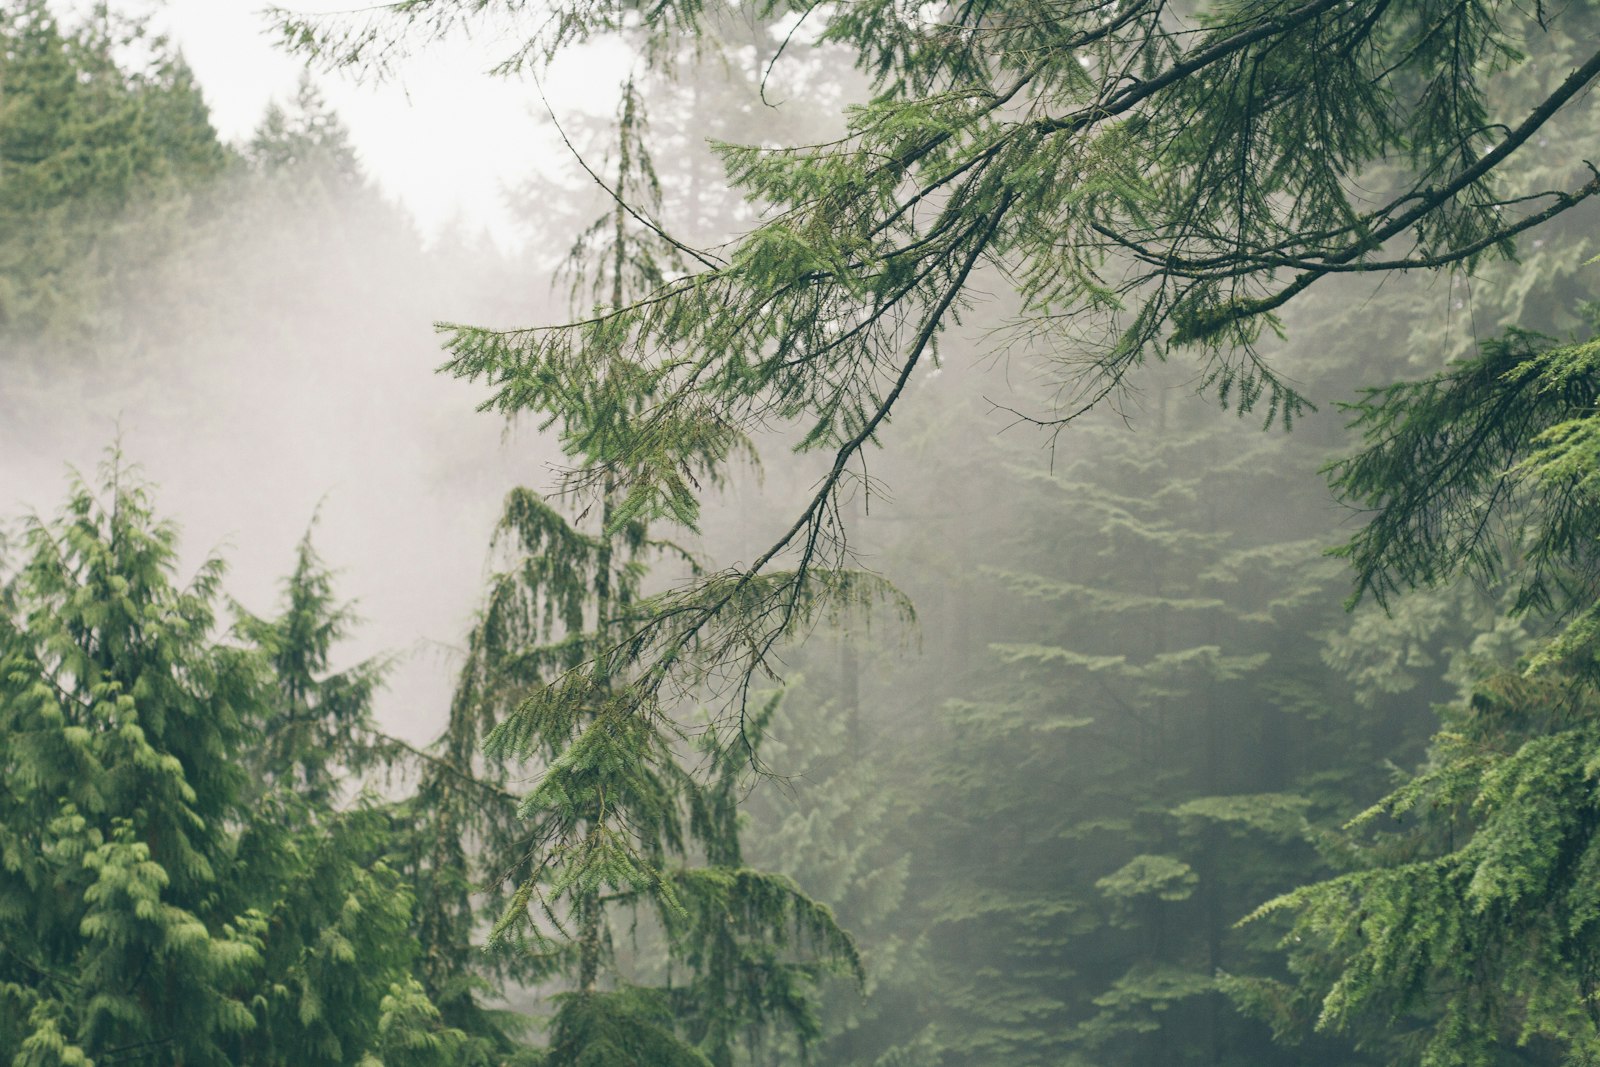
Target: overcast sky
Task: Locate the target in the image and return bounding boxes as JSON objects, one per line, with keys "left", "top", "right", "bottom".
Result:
{"left": 114, "top": 0, "right": 633, "bottom": 244}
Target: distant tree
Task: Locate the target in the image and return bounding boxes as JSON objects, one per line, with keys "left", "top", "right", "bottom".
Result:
{"left": 739, "top": 367, "right": 1435, "bottom": 1067}
{"left": 234, "top": 524, "right": 385, "bottom": 803}
{"left": 245, "top": 74, "right": 362, "bottom": 197}
{"left": 0, "top": 0, "right": 225, "bottom": 347}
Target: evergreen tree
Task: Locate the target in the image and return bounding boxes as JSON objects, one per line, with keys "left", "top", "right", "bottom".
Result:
{"left": 421, "top": 483, "right": 860, "bottom": 1064}
{"left": 0, "top": 457, "right": 262, "bottom": 1065}
{"left": 897, "top": 390, "right": 1408, "bottom": 1066}
{"left": 0, "top": 458, "right": 469, "bottom": 1066}
{"left": 245, "top": 74, "right": 361, "bottom": 191}
{"left": 0, "top": 1, "right": 226, "bottom": 349}
{"left": 1251, "top": 651, "right": 1600, "bottom": 1066}
{"left": 738, "top": 671, "right": 928, "bottom": 1066}
{"left": 234, "top": 524, "right": 384, "bottom": 802}
{"left": 1235, "top": 307, "right": 1600, "bottom": 1064}
{"left": 368, "top": 79, "right": 863, "bottom": 1062}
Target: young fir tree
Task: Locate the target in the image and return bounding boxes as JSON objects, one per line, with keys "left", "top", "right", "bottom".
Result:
{"left": 225, "top": 529, "right": 477, "bottom": 1067}
{"left": 0, "top": 458, "right": 469, "bottom": 1066}
{"left": 387, "top": 88, "right": 862, "bottom": 1065}
{"left": 234, "top": 524, "right": 384, "bottom": 802}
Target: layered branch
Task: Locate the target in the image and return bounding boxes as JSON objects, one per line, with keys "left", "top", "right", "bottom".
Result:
{"left": 271, "top": 0, "right": 1600, "bottom": 741}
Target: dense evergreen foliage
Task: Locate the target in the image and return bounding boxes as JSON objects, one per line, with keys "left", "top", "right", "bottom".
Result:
{"left": 0, "top": 1, "right": 224, "bottom": 349}
{"left": 14, "top": 0, "right": 1600, "bottom": 1064}
{"left": 0, "top": 458, "right": 469, "bottom": 1065}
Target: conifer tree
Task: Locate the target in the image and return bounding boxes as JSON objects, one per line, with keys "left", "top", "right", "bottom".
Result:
{"left": 0, "top": 459, "right": 469, "bottom": 1067}
{"left": 1231, "top": 304, "right": 1600, "bottom": 1064}
{"left": 378, "top": 92, "right": 862, "bottom": 1062}
{"left": 409, "top": 481, "right": 861, "bottom": 1065}
{"left": 0, "top": 457, "right": 261, "bottom": 1065}
{"left": 234, "top": 525, "right": 384, "bottom": 802}
{"left": 0, "top": 1, "right": 225, "bottom": 349}
{"left": 1250, "top": 649, "right": 1600, "bottom": 1065}
{"left": 727, "top": 338, "right": 1476, "bottom": 1066}
{"left": 736, "top": 673, "right": 922, "bottom": 1066}
{"left": 881, "top": 389, "right": 1395, "bottom": 1066}
{"left": 227, "top": 531, "right": 471, "bottom": 1067}
{"left": 246, "top": 75, "right": 361, "bottom": 190}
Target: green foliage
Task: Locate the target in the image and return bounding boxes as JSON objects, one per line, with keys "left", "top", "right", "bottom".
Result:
{"left": 436, "top": 478, "right": 860, "bottom": 1065}
{"left": 235, "top": 523, "right": 386, "bottom": 802}
{"left": 246, "top": 74, "right": 361, "bottom": 190}
{"left": 0, "top": 1, "right": 227, "bottom": 348}
{"left": 0, "top": 457, "right": 257, "bottom": 1065}
{"left": 1252, "top": 658, "right": 1600, "bottom": 1066}
{"left": 1097, "top": 855, "right": 1200, "bottom": 907}
{"left": 0, "top": 457, "right": 469, "bottom": 1066}
{"left": 1332, "top": 318, "right": 1600, "bottom": 618}
{"left": 541, "top": 989, "right": 713, "bottom": 1067}
{"left": 1226, "top": 286, "right": 1600, "bottom": 1065}
{"left": 734, "top": 676, "right": 921, "bottom": 1066}
{"left": 721, "top": 370, "right": 1426, "bottom": 1067}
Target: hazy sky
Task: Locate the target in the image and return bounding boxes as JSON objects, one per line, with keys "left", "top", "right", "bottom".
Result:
{"left": 118, "top": 0, "right": 632, "bottom": 243}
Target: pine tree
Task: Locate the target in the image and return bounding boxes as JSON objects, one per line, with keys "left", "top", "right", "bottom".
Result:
{"left": 226, "top": 530, "right": 469, "bottom": 1067}
{"left": 246, "top": 75, "right": 360, "bottom": 189}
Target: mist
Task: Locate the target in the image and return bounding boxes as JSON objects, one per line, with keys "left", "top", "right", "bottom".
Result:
{"left": 0, "top": 149, "right": 566, "bottom": 743}
{"left": 6, "top": 2, "right": 1600, "bottom": 1064}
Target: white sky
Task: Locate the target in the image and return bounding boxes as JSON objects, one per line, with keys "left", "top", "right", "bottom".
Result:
{"left": 123, "top": 0, "right": 634, "bottom": 244}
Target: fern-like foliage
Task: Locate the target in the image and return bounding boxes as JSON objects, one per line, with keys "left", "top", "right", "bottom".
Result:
{"left": 1331, "top": 315, "right": 1600, "bottom": 617}
{"left": 1247, "top": 658, "right": 1600, "bottom": 1066}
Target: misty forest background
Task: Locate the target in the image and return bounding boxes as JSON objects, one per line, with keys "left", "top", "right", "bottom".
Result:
{"left": 5, "top": 1, "right": 1600, "bottom": 1065}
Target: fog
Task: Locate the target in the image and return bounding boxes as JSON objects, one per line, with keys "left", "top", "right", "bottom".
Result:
{"left": 0, "top": 172, "right": 566, "bottom": 742}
